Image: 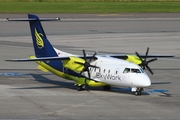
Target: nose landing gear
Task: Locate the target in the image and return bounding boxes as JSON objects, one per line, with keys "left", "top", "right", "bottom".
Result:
{"left": 134, "top": 88, "right": 144, "bottom": 96}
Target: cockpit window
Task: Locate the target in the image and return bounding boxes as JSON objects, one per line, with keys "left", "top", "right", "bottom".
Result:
{"left": 123, "top": 68, "right": 130, "bottom": 73}
{"left": 140, "top": 68, "right": 145, "bottom": 73}
{"left": 123, "top": 68, "right": 142, "bottom": 73}
{"left": 131, "top": 69, "right": 141, "bottom": 73}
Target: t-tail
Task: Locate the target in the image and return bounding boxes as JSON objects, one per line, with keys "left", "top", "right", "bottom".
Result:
{"left": 6, "top": 14, "right": 66, "bottom": 58}
{"left": 28, "top": 14, "right": 58, "bottom": 57}
{"left": 5, "top": 14, "right": 72, "bottom": 73}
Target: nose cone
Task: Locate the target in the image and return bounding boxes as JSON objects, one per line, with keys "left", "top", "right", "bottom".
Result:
{"left": 140, "top": 75, "right": 151, "bottom": 87}
{"left": 131, "top": 74, "right": 151, "bottom": 87}
{"left": 142, "top": 76, "right": 151, "bottom": 87}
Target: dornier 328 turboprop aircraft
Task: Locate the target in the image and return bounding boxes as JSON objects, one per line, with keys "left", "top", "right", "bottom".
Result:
{"left": 6, "top": 14, "right": 174, "bottom": 96}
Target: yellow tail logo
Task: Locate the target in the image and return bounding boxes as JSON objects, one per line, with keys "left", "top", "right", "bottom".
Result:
{"left": 35, "top": 28, "right": 44, "bottom": 49}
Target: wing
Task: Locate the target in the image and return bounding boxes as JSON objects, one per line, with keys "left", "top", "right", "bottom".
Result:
{"left": 102, "top": 53, "right": 174, "bottom": 75}
{"left": 6, "top": 55, "right": 98, "bottom": 62}
{"left": 6, "top": 56, "right": 70, "bottom": 62}
{"left": 6, "top": 55, "right": 97, "bottom": 73}
{"left": 107, "top": 54, "right": 174, "bottom": 59}
{"left": 6, "top": 54, "right": 173, "bottom": 62}
{"left": 97, "top": 47, "right": 174, "bottom": 59}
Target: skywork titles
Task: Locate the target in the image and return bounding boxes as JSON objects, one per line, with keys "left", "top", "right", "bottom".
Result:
{"left": 96, "top": 72, "right": 121, "bottom": 81}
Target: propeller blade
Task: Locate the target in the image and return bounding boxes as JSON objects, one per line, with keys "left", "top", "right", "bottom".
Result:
{"left": 146, "top": 65, "right": 154, "bottom": 75}
{"left": 142, "top": 66, "right": 145, "bottom": 70}
{"left": 147, "top": 58, "right": 157, "bottom": 64}
{"left": 90, "top": 65, "right": 99, "bottom": 68}
{"left": 82, "top": 49, "right": 87, "bottom": 62}
{"left": 89, "top": 51, "right": 97, "bottom": 63}
{"left": 135, "top": 52, "right": 143, "bottom": 62}
{"left": 135, "top": 47, "right": 157, "bottom": 75}
{"left": 145, "top": 47, "right": 149, "bottom": 61}
{"left": 87, "top": 68, "right": 91, "bottom": 79}
{"left": 77, "top": 49, "right": 99, "bottom": 79}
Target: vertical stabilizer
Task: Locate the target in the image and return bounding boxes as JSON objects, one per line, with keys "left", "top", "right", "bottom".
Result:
{"left": 28, "top": 14, "right": 57, "bottom": 57}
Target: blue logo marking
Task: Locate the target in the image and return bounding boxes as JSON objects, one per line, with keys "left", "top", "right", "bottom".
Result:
{"left": 0, "top": 72, "right": 30, "bottom": 76}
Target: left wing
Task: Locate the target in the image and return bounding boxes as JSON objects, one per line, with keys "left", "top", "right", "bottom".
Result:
{"left": 6, "top": 55, "right": 98, "bottom": 62}
{"left": 6, "top": 56, "right": 70, "bottom": 62}
{"left": 6, "top": 54, "right": 99, "bottom": 79}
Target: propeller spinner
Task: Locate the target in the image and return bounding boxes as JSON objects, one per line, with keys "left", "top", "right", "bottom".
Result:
{"left": 75, "top": 49, "right": 99, "bottom": 79}
{"left": 135, "top": 47, "right": 157, "bottom": 75}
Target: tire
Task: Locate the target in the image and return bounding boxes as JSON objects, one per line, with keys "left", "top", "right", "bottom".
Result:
{"left": 103, "top": 86, "right": 111, "bottom": 91}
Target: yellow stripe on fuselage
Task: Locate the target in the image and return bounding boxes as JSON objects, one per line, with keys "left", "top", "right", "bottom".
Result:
{"left": 28, "top": 56, "right": 107, "bottom": 87}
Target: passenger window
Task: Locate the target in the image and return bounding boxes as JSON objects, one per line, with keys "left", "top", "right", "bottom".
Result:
{"left": 99, "top": 68, "right": 101, "bottom": 72}
{"left": 123, "top": 68, "right": 130, "bottom": 73}
{"left": 103, "top": 69, "right": 106, "bottom": 73}
{"left": 108, "top": 70, "right": 110, "bottom": 73}
{"left": 116, "top": 71, "right": 118, "bottom": 74}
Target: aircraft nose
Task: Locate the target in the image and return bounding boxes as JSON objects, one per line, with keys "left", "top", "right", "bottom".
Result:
{"left": 143, "top": 78, "right": 151, "bottom": 87}
{"left": 140, "top": 75, "right": 151, "bottom": 87}
{"left": 131, "top": 75, "right": 151, "bottom": 87}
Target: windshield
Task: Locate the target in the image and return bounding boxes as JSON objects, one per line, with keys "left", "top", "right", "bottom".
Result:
{"left": 131, "top": 68, "right": 141, "bottom": 73}
{"left": 123, "top": 68, "right": 142, "bottom": 73}
{"left": 140, "top": 68, "right": 145, "bottom": 73}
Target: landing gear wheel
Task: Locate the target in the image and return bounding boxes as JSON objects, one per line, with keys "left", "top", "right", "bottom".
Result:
{"left": 134, "top": 88, "right": 143, "bottom": 96}
{"left": 77, "top": 86, "right": 82, "bottom": 91}
{"left": 135, "top": 91, "right": 139, "bottom": 96}
{"left": 135, "top": 91, "right": 142, "bottom": 96}
{"left": 77, "top": 84, "right": 86, "bottom": 91}
{"left": 103, "top": 86, "right": 111, "bottom": 91}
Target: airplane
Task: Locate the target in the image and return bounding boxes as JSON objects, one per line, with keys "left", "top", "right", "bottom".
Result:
{"left": 6, "top": 14, "right": 174, "bottom": 96}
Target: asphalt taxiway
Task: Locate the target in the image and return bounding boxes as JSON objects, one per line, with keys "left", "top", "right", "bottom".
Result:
{"left": 0, "top": 14, "right": 180, "bottom": 120}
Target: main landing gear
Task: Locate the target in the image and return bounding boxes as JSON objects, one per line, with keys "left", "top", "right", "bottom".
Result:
{"left": 134, "top": 88, "right": 143, "bottom": 96}
{"left": 103, "top": 86, "right": 111, "bottom": 91}
{"left": 77, "top": 84, "right": 86, "bottom": 91}
{"left": 77, "top": 84, "right": 112, "bottom": 91}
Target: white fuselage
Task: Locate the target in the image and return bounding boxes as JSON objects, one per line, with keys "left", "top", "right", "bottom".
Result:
{"left": 82, "top": 56, "right": 151, "bottom": 88}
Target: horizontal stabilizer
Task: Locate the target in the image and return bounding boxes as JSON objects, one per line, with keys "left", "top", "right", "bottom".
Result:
{"left": 5, "top": 17, "right": 60, "bottom": 21}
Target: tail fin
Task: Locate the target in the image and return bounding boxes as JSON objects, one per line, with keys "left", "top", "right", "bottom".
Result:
{"left": 28, "top": 14, "right": 57, "bottom": 57}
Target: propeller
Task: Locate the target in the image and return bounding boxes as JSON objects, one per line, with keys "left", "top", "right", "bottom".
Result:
{"left": 135, "top": 47, "right": 157, "bottom": 75}
{"left": 75, "top": 49, "right": 99, "bottom": 79}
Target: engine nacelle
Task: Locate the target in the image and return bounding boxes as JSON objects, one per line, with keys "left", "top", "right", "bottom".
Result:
{"left": 62, "top": 56, "right": 85, "bottom": 72}
{"left": 126, "top": 55, "right": 142, "bottom": 65}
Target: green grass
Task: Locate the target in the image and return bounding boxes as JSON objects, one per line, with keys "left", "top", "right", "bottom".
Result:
{"left": 0, "top": 1, "right": 180, "bottom": 13}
